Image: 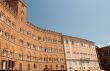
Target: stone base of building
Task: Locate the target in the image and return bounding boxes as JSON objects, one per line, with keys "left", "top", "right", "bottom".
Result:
{"left": 76, "top": 69, "right": 103, "bottom": 71}
{"left": 0, "top": 57, "right": 66, "bottom": 71}
{"left": 67, "top": 69, "right": 103, "bottom": 71}
{"left": 0, "top": 70, "right": 67, "bottom": 71}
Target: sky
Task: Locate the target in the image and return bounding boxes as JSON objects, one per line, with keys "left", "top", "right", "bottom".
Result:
{"left": 25, "top": 0, "right": 110, "bottom": 46}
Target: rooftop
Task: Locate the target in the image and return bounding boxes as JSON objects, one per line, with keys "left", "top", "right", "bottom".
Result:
{"left": 27, "top": 22, "right": 62, "bottom": 35}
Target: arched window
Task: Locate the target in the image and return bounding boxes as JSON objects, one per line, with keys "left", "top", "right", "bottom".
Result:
{"left": 33, "top": 52, "right": 36, "bottom": 62}
{"left": 60, "top": 55, "right": 63, "bottom": 62}
{"left": 4, "top": 32, "right": 9, "bottom": 40}
{"left": 54, "top": 55, "right": 58, "bottom": 62}
{"left": 9, "top": 48, "right": 14, "bottom": 58}
{"left": 49, "top": 55, "right": 53, "bottom": 62}
{"left": 44, "top": 55, "right": 48, "bottom": 62}
{"left": 6, "top": 17, "right": 11, "bottom": 25}
{"left": 38, "top": 54, "right": 42, "bottom": 62}
{"left": 18, "top": 50, "right": 23, "bottom": 60}
{"left": 2, "top": 48, "right": 8, "bottom": 56}
{"left": 0, "top": 12, "right": 4, "bottom": 21}
{"left": 0, "top": 28, "right": 3, "bottom": 36}
{"left": 19, "top": 39, "right": 23, "bottom": 46}
{"left": 27, "top": 51, "right": 31, "bottom": 61}
{"left": 2, "top": 44, "right": 8, "bottom": 56}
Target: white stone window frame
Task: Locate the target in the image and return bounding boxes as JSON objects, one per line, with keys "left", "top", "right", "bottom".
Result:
{"left": 6, "top": 17, "right": 11, "bottom": 25}
{"left": 0, "top": 12, "right": 4, "bottom": 21}
{"left": 19, "top": 39, "right": 23, "bottom": 46}
{"left": 0, "top": 28, "right": 3, "bottom": 36}
{"left": 33, "top": 44, "right": 36, "bottom": 50}
{"left": 5, "top": 32, "right": 9, "bottom": 40}
{"left": 12, "top": 21, "right": 16, "bottom": 29}
{"left": 19, "top": 53, "right": 23, "bottom": 60}
{"left": 9, "top": 50, "right": 14, "bottom": 58}
{"left": 20, "top": 28, "right": 24, "bottom": 33}
{"left": 32, "top": 34, "right": 36, "bottom": 40}
{"left": 11, "top": 35, "right": 15, "bottom": 43}
{"left": 27, "top": 42, "right": 31, "bottom": 48}
{"left": 2, "top": 49, "right": 8, "bottom": 56}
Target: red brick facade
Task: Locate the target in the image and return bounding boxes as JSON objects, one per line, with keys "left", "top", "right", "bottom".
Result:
{"left": 0, "top": 0, "right": 66, "bottom": 71}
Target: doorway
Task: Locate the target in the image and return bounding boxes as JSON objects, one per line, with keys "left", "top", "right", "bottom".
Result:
{"left": 19, "top": 63, "right": 22, "bottom": 71}
{"left": 27, "top": 64, "right": 30, "bottom": 71}
{"left": 8, "top": 60, "right": 15, "bottom": 70}
{"left": 1, "top": 60, "right": 7, "bottom": 70}
{"left": 61, "top": 65, "right": 64, "bottom": 70}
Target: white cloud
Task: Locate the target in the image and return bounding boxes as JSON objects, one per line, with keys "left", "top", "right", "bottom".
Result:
{"left": 96, "top": 44, "right": 104, "bottom": 48}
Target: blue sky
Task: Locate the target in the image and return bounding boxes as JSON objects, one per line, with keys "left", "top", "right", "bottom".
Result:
{"left": 25, "top": 0, "right": 110, "bottom": 46}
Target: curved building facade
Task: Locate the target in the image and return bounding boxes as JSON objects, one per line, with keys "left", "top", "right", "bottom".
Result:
{"left": 0, "top": 0, "right": 102, "bottom": 71}
{"left": 0, "top": 0, "right": 66, "bottom": 71}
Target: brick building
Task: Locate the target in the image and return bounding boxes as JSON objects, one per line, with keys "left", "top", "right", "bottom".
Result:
{"left": 0, "top": 0, "right": 66, "bottom": 71}
{"left": 96, "top": 46, "right": 110, "bottom": 71}
{"left": 63, "top": 35, "right": 101, "bottom": 71}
